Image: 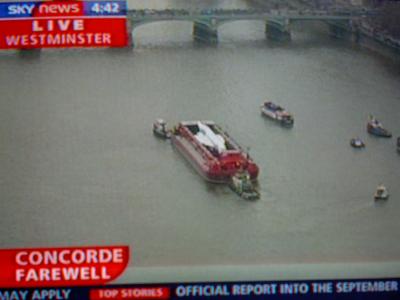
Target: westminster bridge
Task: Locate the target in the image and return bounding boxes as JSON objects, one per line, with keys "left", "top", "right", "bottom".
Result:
{"left": 127, "top": 8, "right": 378, "bottom": 45}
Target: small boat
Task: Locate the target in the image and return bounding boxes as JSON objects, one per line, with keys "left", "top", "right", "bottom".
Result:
{"left": 397, "top": 137, "right": 400, "bottom": 153}
{"left": 350, "top": 138, "right": 365, "bottom": 148}
{"left": 374, "top": 184, "right": 389, "bottom": 200}
{"left": 153, "top": 119, "right": 170, "bottom": 139}
{"left": 261, "top": 101, "right": 294, "bottom": 127}
{"left": 367, "top": 115, "right": 392, "bottom": 138}
{"left": 229, "top": 170, "right": 260, "bottom": 200}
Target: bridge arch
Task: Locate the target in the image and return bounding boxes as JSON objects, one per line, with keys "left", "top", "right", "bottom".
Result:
{"left": 129, "top": 19, "right": 219, "bottom": 45}
{"left": 214, "top": 18, "right": 285, "bottom": 42}
{"left": 130, "top": 19, "right": 211, "bottom": 33}
{"left": 216, "top": 18, "right": 282, "bottom": 29}
{"left": 289, "top": 18, "right": 351, "bottom": 40}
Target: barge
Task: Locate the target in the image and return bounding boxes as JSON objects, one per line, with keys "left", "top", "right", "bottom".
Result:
{"left": 170, "top": 121, "right": 259, "bottom": 183}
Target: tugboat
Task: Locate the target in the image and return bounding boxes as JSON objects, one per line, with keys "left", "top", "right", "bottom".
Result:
{"left": 229, "top": 170, "right": 260, "bottom": 200}
{"left": 153, "top": 119, "right": 170, "bottom": 139}
{"left": 170, "top": 121, "right": 259, "bottom": 183}
{"left": 367, "top": 115, "right": 392, "bottom": 138}
{"left": 350, "top": 137, "right": 365, "bottom": 148}
{"left": 374, "top": 184, "right": 389, "bottom": 201}
{"left": 261, "top": 101, "right": 294, "bottom": 127}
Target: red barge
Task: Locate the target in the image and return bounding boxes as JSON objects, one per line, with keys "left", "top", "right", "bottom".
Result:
{"left": 170, "top": 121, "right": 259, "bottom": 183}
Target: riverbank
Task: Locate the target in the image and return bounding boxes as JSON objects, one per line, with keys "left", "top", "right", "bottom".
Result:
{"left": 356, "top": 21, "right": 400, "bottom": 58}
{"left": 247, "top": 0, "right": 400, "bottom": 60}
{"left": 330, "top": 20, "right": 400, "bottom": 61}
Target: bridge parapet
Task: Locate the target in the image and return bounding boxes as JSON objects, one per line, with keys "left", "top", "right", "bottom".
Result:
{"left": 128, "top": 8, "right": 377, "bottom": 20}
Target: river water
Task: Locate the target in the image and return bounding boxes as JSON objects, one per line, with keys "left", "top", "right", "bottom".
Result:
{"left": 0, "top": 0, "right": 399, "bottom": 269}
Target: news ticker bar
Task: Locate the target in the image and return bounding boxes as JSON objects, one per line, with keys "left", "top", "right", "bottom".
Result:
{"left": 1, "top": 279, "right": 399, "bottom": 300}
{"left": 0, "top": 1, "right": 127, "bottom": 18}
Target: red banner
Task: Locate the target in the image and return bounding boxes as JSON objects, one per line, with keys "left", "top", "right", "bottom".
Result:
{"left": 0, "top": 1, "right": 128, "bottom": 49}
{"left": 30, "top": 1, "right": 85, "bottom": 17}
{"left": 0, "top": 18, "right": 128, "bottom": 48}
{"left": 90, "top": 287, "right": 171, "bottom": 300}
{"left": 0, "top": 246, "right": 130, "bottom": 287}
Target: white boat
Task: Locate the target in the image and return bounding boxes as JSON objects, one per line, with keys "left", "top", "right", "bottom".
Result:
{"left": 153, "top": 119, "right": 170, "bottom": 139}
{"left": 367, "top": 115, "right": 392, "bottom": 138}
{"left": 374, "top": 184, "right": 389, "bottom": 200}
{"left": 350, "top": 138, "right": 365, "bottom": 148}
{"left": 261, "top": 101, "right": 294, "bottom": 127}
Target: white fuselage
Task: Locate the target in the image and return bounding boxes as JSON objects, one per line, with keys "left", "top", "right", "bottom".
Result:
{"left": 195, "top": 122, "right": 226, "bottom": 153}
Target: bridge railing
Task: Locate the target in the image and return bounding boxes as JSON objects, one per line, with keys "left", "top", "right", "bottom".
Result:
{"left": 128, "top": 8, "right": 378, "bottom": 18}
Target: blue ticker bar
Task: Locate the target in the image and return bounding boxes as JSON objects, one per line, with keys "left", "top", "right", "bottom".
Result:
{"left": 0, "top": 2, "right": 38, "bottom": 18}
{"left": 0, "top": 1, "right": 127, "bottom": 19}
{"left": 84, "top": 1, "right": 127, "bottom": 16}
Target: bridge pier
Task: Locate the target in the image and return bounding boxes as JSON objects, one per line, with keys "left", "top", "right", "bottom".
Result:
{"left": 350, "top": 27, "right": 361, "bottom": 43}
{"left": 193, "top": 21, "right": 218, "bottom": 44}
{"left": 328, "top": 20, "right": 363, "bottom": 45}
{"left": 349, "top": 20, "right": 361, "bottom": 43}
{"left": 328, "top": 21, "right": 351, "bottom": 39}
{"left": 265, "top": 20, "right": 291, "bottom": 42}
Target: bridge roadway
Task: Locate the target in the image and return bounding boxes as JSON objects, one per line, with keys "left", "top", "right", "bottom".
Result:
{"left": 126, "top": 8, "right": 377, "bottom": 45}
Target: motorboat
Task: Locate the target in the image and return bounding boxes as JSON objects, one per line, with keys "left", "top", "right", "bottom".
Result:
{"left": 374, "top": 184, "right": 389, "bottom": 200}
{"left": 367, "top": 115, "right": 392, "bottom": 138}
{"left": 350, "top": 138, "right": 365, "bottom": 148}
{"left": 153, "top": 119, "right": 170, "bottom": 139}
{"left": 261, "top": 101, "right": 294, "bottom": 127}
{"left": 170, "top": 121, "right": 259, "bottom": 183}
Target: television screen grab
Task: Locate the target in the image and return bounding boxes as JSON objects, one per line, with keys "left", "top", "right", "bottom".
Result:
{"left": 0, "top": 0, "right": 399, "bottom": 299}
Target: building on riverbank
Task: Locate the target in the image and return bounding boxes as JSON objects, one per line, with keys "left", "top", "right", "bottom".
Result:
{"left": 363, "top": 1, "right": 400, "bottom": 39}
{"left": 356, "top": 0, "right": 400, "bottom": 55}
